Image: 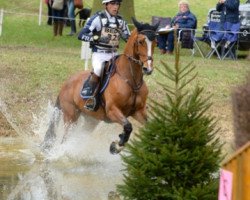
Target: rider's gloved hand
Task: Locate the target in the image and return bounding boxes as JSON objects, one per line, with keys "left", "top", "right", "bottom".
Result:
{"left": 121, "top": 33, "right": 129, "bottom": 40}
{"left": 93, "top": 35, "right": 110, "bottom": 44}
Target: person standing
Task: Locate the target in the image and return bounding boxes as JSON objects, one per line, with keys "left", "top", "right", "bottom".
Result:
{"left": 67, "top": 0, "right": 77, "bottom": 36}
{"left": 216, "top": 0, "right": 240, "bottom": 24}
{"left": 216, "top": 0, "right": 240, "bottom": 49}
{"left": 157, "top": 0, "right": 197, "bottom": 54}
{"left": 78, "top": 0, "right": 130, "bottom": 110}
{"left": 45, "top": 0, "right": 53, "bottom": 25}
{"left": 51, "top": 0, "right": 67, "bottom": 36}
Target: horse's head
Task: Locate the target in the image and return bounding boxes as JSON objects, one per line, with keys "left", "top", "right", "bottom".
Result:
{"left": 132, "top": 17, "right": 159, "bottom": 75}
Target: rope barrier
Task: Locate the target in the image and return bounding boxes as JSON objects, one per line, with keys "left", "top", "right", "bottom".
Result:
{"left": 172, "top": 27, "right": 250, "bottom": 36}
{"left": 1, "top": 9, "right": 249, "bottom": 36}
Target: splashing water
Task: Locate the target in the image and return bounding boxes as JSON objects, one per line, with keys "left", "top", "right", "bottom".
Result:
{"left": 1, "top": 102, "right": 125, "bottom": 200}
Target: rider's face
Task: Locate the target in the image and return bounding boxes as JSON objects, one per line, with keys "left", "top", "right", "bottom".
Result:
{"left": 106, "top": 1, "right": 121, "bottom": 16}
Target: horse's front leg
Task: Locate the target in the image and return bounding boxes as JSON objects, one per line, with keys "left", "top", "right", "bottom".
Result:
{"left": 132, "top": 106, "right": 148, "bottom": 124}
{"left": 110, "top": 108, "right": 147, "bottom": 154}
{"left": 110, "top": 119, "right": 132, "bottom": 154}
{"left": 106, "top": 107, "right": 133, "bottom": 154}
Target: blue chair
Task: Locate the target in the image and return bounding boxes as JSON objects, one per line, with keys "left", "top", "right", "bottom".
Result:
{"left": 206, "top": 20, "right": 225, "bottom": 59}
{"left": 205, "top": 8, "right": 240, "bottom": 60}
{"left": 221, "top": 22, "right": 240, "bottom": 60}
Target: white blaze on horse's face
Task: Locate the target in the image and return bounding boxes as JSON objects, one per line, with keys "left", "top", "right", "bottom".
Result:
{"left": 144, "top": 36, "right": 153, "bottom": 75}
{"left": 137, "top": 34, "right": 155, "bottom": 76}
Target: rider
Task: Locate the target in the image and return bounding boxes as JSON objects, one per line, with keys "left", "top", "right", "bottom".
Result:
{"left": 78, "top": 0, "right": 130, "bottom": 110}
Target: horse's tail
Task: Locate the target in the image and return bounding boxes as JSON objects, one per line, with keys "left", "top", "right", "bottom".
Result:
{"left": 41, "top": 96, "right": 61, "bottom": 151}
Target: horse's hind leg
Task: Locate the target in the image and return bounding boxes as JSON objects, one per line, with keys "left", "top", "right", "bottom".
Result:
{"left": 41, "top": 107, "right": 60, "bottom": 151}
{"left": 61, "top": 103, "right": 81, "bottom": 143}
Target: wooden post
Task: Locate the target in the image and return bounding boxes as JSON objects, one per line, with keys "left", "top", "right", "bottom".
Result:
{"left": 38, "top": 0, "right": 43, "bottom": 26}
{"left": 0, "top": 9, "right": 4, "bottom": 36}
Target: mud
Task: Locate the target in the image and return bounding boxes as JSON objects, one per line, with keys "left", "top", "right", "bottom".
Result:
{"left": 0, "top": 112, "right": 17, "bottom": 137}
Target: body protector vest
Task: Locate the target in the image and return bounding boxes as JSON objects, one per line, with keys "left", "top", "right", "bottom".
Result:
{"left": 95, "top": 11, "right": 124, "bottom": 50}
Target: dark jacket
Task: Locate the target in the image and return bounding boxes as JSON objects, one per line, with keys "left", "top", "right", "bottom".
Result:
{"left": 216, "top": 0, "right": 240, "bottom": 23}
{"left": 171, "top": 10, "right": 197, "bottom": 29}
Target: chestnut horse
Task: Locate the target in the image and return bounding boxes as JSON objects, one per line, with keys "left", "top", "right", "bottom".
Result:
{"left": 43, "top": 18, "right": 159, "bottom": 154}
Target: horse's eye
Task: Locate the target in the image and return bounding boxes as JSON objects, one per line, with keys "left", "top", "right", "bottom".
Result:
{"left": 138, "top": 40, "right": 145, "bottom": 46}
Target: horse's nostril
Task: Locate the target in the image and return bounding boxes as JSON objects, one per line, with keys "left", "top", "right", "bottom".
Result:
{"left": 143, "top": 67, "right": 153, "bottom": 75}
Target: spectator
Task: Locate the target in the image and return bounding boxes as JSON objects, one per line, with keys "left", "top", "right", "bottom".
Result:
{"left": 78, "top": 0, "right": 130, "bottom": 110}
{"left": 51, "top": 0, "right": 67, "bottom": 36}
{"left": 157, "top": 0, "right": 197, "bottom": 54}
{"left": 216, "top": 0, "right": 239, "bottom": 24}
{"left": 67, "top": 0, "right": 76, "bottom": 36}
{"left": 216, "top": 0, "right": 240, "bottom": 49}
{"left": 45, "top": 0, "right": 53, "bottom": 25}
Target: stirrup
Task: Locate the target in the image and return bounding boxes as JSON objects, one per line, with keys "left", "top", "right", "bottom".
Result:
{"left": 84, "top": 97, "right": 97, "bottom": 111}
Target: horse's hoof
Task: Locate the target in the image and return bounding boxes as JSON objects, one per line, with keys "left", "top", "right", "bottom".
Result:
{"left": 110, "top": 141, "right": 124, "bottom": 155}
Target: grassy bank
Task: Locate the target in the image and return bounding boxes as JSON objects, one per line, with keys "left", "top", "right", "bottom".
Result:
{"left": 0, "top": 0, "right": 249, "bottom": 157}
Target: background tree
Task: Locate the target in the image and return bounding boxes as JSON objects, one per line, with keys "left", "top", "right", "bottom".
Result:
{"left": 91, "top": 0, "right": 135, "bottom": 24}
{"left": 117, "top": 40, "right": 223, "bottom": 199}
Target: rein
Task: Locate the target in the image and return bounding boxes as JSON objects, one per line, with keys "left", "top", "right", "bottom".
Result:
{"left": 116, "top": 54, "right": 144, "bottom": 92}
{"left": 113, "top": 29, "right": 156, "bottom": 113}
{"left": 115, "top": 29, "right": 156, "bottom": 92}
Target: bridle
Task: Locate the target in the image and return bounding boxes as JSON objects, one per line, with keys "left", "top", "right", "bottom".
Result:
{"left": 126, "top": 29, "right": 156, "bottom": 66}
{"left": 117, "top": 29, "right": 156, "bottom": 92}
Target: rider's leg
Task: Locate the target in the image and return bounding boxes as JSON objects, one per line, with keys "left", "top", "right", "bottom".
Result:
{"left": 81, "top": 52, "right": 105, "bottom": 97}
{"left": 89, "top": 72, "right": 100, "bottom": 94}
{"left": 81, "top": 72, "right": 100, "bottom": 98}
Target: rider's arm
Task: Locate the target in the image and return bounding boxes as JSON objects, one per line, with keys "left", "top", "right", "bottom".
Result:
{"left": 120, "top": 21, "right": 131, "bottom": 42}
{"left": 78, "top": 15, "right": 101, "bottom": 42}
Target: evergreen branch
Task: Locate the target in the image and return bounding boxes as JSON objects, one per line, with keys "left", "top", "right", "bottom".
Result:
{"left": 179, "top": 74, "right": 198, "bottom": 90}
{"left": 156, "top": 61, "right": 176, "bottom": 81}
{"left": 157, "top": 82, "right": 176, "bottom": 95}
{"left": 179, "top": 65, "right": 196, "bottom": 81}
{"left": 179, "top": 61, "right": 194, "bottom": 75}
{"left": 156, "top": 67, "right": 175, "bottom": 81}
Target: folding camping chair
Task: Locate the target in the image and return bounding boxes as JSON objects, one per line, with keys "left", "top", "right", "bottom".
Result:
{"left": 220, "top": 22, "right": 240, "bottom": 60}
{"left": 192, "top": 27, "right": 211, "bottom": 58}
{"left": 176, "top": 18, "right": 202, "bottom": 56}
{"left": 205, "top": 10, "right": 240, "bottom": 60}
{"left": 204, "top": 9, "right": 225, "bottom": 59}
{"left": 206, "top": 20, "right": 224, "bottom": 59}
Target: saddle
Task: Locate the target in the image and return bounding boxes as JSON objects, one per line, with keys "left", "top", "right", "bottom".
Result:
{"left": 80, "top": 56, "right": 119, "bottom": 110}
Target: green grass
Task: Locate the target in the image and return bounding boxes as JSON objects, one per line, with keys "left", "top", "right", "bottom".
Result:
{"left": 0, "top": 0, "right": 249, "bottom": 155}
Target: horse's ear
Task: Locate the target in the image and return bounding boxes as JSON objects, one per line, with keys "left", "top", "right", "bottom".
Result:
{"left": 132, "top": 17, "right": 143, "bottom": 31}
{"left": 153, "top": 21, "right": 160, "bottom": 31}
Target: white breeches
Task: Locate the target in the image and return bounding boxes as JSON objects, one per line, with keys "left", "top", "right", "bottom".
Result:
{"left": 92, "top": 52, "right": 118, "bottom": 77}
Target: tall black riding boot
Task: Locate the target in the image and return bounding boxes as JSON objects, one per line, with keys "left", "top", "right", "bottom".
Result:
{"left": 81, "top": 73, "right": 99, "bottom": 98}
{"left": 67, "top": 20, "right": 76, "bottom": 36}
{"left": 81, "top": 73, "right": 100, "bottom": 110}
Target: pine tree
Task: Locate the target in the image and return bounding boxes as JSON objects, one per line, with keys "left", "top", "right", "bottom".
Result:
{"left": 117, "top": 42, "right": 222, "bottom": 200}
